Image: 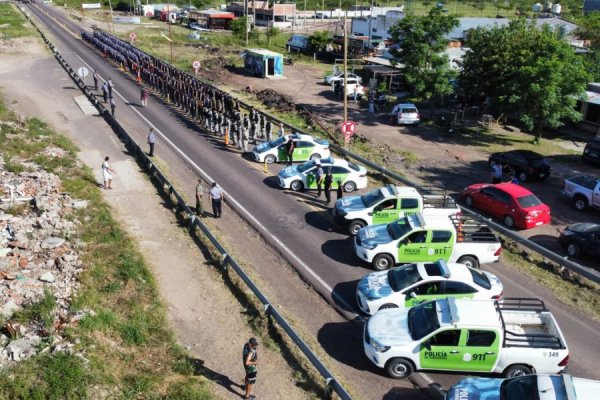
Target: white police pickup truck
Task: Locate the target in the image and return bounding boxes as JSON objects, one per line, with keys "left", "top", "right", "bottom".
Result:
{"left": 354, "top": 213, "right": 501, "bottom": 270}
{"left": 333, "top": 185, "right": 460, "bottom": 235}
{"left": 446, "top": 374, "right": 600, "bottom": 400}
{"left": 364, "top": 297, "right": 569, "bottom": 379}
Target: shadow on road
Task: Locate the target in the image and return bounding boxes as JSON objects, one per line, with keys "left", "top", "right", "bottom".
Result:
{"left": 332, "top": 279, "right": 361, "bottom": 313}
{"left": 321, "top": 236, "right": 362, "bottom": 267}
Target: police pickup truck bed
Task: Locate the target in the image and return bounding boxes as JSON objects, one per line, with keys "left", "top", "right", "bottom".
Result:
{"left": 333, "top": 185, "right": 460, "bottom": 235}
{"left": 364, "top": 297, "right": 569, "bottom": 379}
{"left": 354, "top": 213, "right": 501, "bottom": 270}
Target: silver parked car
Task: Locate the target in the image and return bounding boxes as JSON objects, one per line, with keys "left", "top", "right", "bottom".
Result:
{"left": 391, "top": 103, "right": 420, "bottom": 125}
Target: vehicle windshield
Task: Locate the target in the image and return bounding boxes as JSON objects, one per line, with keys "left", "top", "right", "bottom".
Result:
{"left": 408, "top": 302, "right": 440, "bottom": 340}
{"left": 387, "top": 218, "right": 412, "bottom": 240}
{"left": 297, "top": 160, "right": 317, "bottom": 173}
{"left": 361, "top": 188, "right": 386, "bottom": 207}
{"left": 469, "top": 268, "right": 492, "bottom": 290}
{"left": 500, "top": 375, "right": 539, "bottom": 400}
{"left": 388, "top": 264, "right": 422, "bottom": 292}
{"left": 402, "top": 108, "right": 418, "bottom": 114}
{"left": 516, "top": 194, "right": 542, "bottom": 208}
{"left": 267, "top": 137, "right": 286, "bottom": 148}
{"left": 347, "top": 161, "right": 361, "bottom": 172}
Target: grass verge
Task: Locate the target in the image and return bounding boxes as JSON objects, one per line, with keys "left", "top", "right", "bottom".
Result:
{"left": 0, "top": 93, "right": 215, "bottom": 399}
{"left": 0, "top": 3, "right": 35, "bottom": 39}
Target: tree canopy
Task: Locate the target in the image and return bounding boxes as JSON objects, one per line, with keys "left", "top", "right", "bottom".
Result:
{"left": 389, "top": 7, "right": 459, "bottom": 116}
{"left": 575, "top": 11, "right": 600, "bottom": 81}
{"left": 458, "top": 18, "right": 590, "bottom": 141}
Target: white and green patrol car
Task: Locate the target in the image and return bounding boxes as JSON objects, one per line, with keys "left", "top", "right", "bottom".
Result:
{"left": 277, "top": 157, "right": 368, "bottom": 192}
{"left": 364, "top": 297, "right": 569, "bottom": 380}
{"left": 251, "top": 133, "right": 331, "bottom": 164}
{"left": 356, "top": 259, "right": 503, "bottom": 315}
{"left": 333, "top": 185, "right": 460, "bottom": 235}
{"left": 446, "top": 374, "right": 600, "bottom": 400}
{"left": 354, "top": 213, "right": 502, "bottom": 270}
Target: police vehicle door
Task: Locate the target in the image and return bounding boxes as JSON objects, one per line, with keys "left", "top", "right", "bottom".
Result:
{"left": 404, "top": 281, "right": 443, "bottom": 307}
{"left": 457, "top": 329, "right": 500, "bottom": 372}
{"left": 331, "top": 166, "right": 349, "bottom": 188}
{"left": 399, "top": 197, "right": 420, "bottom": 217}
{"left": 294, "top": 141, "right": 314, "bottom": 161}
{"left": 397, "top": 230, "right": 430, "bottom": 263}
{"left": 420, "top": 329, "right": 464, "bottom": 371}
{"left": 372, "top": 199, "right": 398, "bottom": 225}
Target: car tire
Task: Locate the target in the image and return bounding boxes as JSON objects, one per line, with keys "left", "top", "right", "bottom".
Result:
{"left": 503, "top": 364, "right": 533, "bottom": 379}
{"left": 457, "top": 255, "right": 480, "bottom": 269}
{"left": 309, "top": 153, "right": 321, "bottom": 161}
{"left": 379, "top": 303, "right": 399, "bottom": 311}
{"left": 573, "top": 195, "right": 589, "bottom": 212}
{"left": 503, "top": 214, "right": 515, "bottom": 228}
{"left": 264, "top": 154, "right": 276, "bottom": 164}
{"left": 290, "top": 180, "right": 303, "bottom": 192}
{"left": 343, "top": 181, "right": 357, "bottom": 193}
{"left": 373, "top": 254, "right": 394, "bottom": 271}
{"left": 566, "top": 242, "right": 581, "bottom": 258}
{"left": 465, "top": 195, "right": 474, "bottom": 207}
{"left": 386, "top": 358, "right": 414, "bottom": 379}
{"left": 518, "top": 171, "right": 528, "bottom": 182}
{"left": 348, "top": 220, "right": 366, "bottom": 236}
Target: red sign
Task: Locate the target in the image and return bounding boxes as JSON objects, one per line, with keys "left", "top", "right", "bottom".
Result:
{"left": 192, "top": 60, "right": 201, "bottom": 69}
{"left": 129, "top": 32, "right": 136, "bottom": 42}
{"left": 341, "top": 121, "right": 356, "bottom": 138}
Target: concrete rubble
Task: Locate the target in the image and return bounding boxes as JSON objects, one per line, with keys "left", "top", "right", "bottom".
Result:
{"left": 0, "top": 161, "right": 89, "bottom": 367}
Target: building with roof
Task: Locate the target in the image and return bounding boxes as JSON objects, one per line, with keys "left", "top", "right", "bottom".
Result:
{"left": 227, "top": 1, "right": 295, "bottom": 28}
{"left": 188, "top": 9, "right": 235, "bottom": 30}
{"left": 243, "top": 49, "right": 284, "bottom": 78}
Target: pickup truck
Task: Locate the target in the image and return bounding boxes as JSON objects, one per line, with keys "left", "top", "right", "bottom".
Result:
{"left": 562, "top": 175, "right": 600, "bottom": 212}
{"left": 364, "top": 297, "right": 569, "bottom": 379}
{"left": 446, "top": 374, "right": 600, "bottom": 400}
{"left": 333, "top": 185, "right": 460, "bottom": 235}
{"left": 354, "top": 213, "right": 501, "bottom": 270}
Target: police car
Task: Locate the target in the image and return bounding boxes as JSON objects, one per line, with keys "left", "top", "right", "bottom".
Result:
{"left": 364, "top": 297, "right": 569, "bottom": 380}
{"left": 251, "top": 133, "right": 331, "bottom": 164}
{"left": 446, "top": 374, "right": 600, "bottom": 400}
{"left": 356, "top": 259, "right": 503, "bottom": 315}
{"left": 277, "top": 157, "right": 368, "bottom": 192}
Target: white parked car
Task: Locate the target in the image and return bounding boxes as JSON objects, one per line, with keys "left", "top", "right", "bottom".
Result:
{"left": 251, "top": 133, "right": 330, "bottom": 164}
{"left": 391, "top": 103, "right": 420, "bottom": 125}
{"left": 324, "top": 72, "right": 363, "bottom": 85}
{"left": 356, "top": 259, "right": 503, "bottom": 315}
{"left": 333, "top": 78, "right": 365, "bottom": 99}
{"left": 277, "top": 157, "right": 368, "bottom": 192}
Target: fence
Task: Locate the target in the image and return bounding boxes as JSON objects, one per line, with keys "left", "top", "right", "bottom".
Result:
{"left": 20, "top": 6, "right": 353, "bottom": 400}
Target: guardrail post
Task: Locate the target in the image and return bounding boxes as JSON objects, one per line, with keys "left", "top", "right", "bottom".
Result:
{"left": 221, "top": 253, "right": 229, "bottom": 271}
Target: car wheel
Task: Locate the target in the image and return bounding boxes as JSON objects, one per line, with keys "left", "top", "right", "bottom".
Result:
{"left": 343, "top": 181, "right": 357, "bottom": 193}
{"left": 379, "top": 303, "right": 399, "bottom": 311}
{"left": 503, "top": 214, "right": 515, "bottom": 228}
{"left": 348, "top": 220, "right": 366, "bottom": 236}
{"left": 573, "top": 195, "right": 589, "bottom": 212}
{"left": 309, "top": 153, "right": 321, "bottom": 161}
{"left": 518, "top": 171, "right": 528, "bottom": 182}
{"left": 386, "top": 358, "right": 414, "bottom": 379}
{"left": 504, "top": 364, "right": 533, "bottom": 379}
{"left": 290, "top": 180, "right": 303, "bottom": 192}
{"left": 566, "top": 242, "right": 581, "bottom": 258}
{"left": 457, "top": 255, "right": 479, "bottom": 269}
{"left": 264, "top": 154, "right": 276, "bottom": 164}
{"left": 465, "top": 195, "right": 474, "bottom": 207}
{"left": 373, "top": 254, "right": 394, "bottom": 271}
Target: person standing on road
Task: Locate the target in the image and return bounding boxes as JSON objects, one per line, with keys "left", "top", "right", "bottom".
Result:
{"left": 315, "top": 163, "right": 324, "bottom": 197}
{"left": 101, "top": 156, "right": 114, "bottom": 190}
{"left": 242, "top": 337, "right": 259, "bottom": 400}
{"left": 324, "top": 168, "right": 333, "bottom": 204}
{"left": 147, "top": 128, "right": 156, "bottom": 156}
{"left": 93, "top": 69, "right": 99, "bottom": 91}
{"left": 368, "top": 91, "right": 375, "bottom": 113}
{"left": 336, "top": 179, "right": 343, "bottom": 200}
{"left": 140, "top": 87, "right": 148, "bottom": 107}
{"left": 490, "top": 161, "right": 503, "bottom": 184}
{"left": 107, "top": 79, "right": 114, "bottom": 99}
{"left": 195, "top": 179, "right": 204, "bottom": 217}
{"left": 285, "top": 136, "right": 295, "bottom": 166}
{"left": 102, "top": 81, "right": 108, "bottom": 103}
{"left": 209, "top": 182, "right": 224, "bottom": 218}
{"left": 109, "top": 97, "right": 116, "bottom": 117}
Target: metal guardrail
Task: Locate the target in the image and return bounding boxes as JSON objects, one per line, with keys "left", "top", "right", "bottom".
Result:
{"left": 21, "top": 8, "right": 352, "bottom": 400}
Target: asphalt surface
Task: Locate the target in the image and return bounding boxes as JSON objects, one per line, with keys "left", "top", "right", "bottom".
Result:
{"left": 24, "top": 3, "right": 600, "bottom": 398}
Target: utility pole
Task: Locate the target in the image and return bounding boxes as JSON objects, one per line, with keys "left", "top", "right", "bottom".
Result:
{"left": 167, "top": 3, "right": 173, "bottom": 62}
{"left": 343, "top": 11, "right": 348, "bottom": 124}
{"left": 245, "top": 0, "right": 249, "bottom": 46}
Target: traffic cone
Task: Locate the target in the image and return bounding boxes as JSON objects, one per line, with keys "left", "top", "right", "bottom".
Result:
{"left": 224, "top": 128, "right": 229, "bottom": 146}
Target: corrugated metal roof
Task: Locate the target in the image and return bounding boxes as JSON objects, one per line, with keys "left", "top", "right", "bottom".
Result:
{"left": 586, "top": 90, "right": 600, "bottom": 106}
{"left": 446, "top": 17, "right": 578, "bottom": 40}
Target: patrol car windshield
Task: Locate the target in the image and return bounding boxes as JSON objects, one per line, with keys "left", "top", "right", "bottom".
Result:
{"left": 388, "top": 264, "right": 422, "bottom": 292}
{"left": 297, "top": 161, "right": 318, "bottom": 173}
{"left": 469, "top": 268, "right": 492, "bottom": 290}
{"left": 387, "top": 218, "right": 412, "bottom": 240}
{"left": 500, "top": 375, "right": 539, "bottom": 400}
{"left": 408, "top": 302, "right": 440, "bottom": 340}
{"left": 361, "top": 189, "right": 386, "bottom": 207}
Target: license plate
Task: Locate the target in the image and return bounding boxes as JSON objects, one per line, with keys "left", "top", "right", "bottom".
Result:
{"left": 535, "top": 221, "right": 543, "bottom": 226}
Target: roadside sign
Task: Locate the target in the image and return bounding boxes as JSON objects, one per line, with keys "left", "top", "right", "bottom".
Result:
{"left": 341, "top": 121, "right": 356, "bottom": 138}
{"left": 192, "top": 60, "right": 201, "bottom": 74}
{"left": 77, "top": 66, "right": 89, "bottom": 79}
{"left": 129, "top": 32, "right": 136, "bottom": 42}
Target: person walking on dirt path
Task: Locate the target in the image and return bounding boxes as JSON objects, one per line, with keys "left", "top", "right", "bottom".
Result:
{"left": 242, "top": 337, "right": 259, "bottom": 400}
{"left": 140, "top": 87, "right": 148, "bottom": 107}
{"left": 109, "top": 97, "right": 116, "bottom": 117}
{"left": 336, "top": 179, "right": 343, "bottom": 200}
{"left": 209, "top": 182, "right": 224, "bottom": 218}
{"left": 195, "top": 179, "right": 204, "bottom": 217}
{"left": 107, "top": 79, "right": 114, "bottom": 99}
{"left": 101, "top": 156, "right": 114, "bottom": 189}
{"left": 102, "top": 81, "right": 108, "bottom": 103}
{"left": 93, "top": 69, "right": 99, "bottom": 91}
{"left": 147, "top": 128, "right": 156, "bottom": 157}
{"left": 315, "top": 163, "right": 324, "bottom": 198}
{"left": 324, "top": 168, "right": 333, "bottom": 204}
{"left": 285, "top": 137, "right": 295, "bottom": 166}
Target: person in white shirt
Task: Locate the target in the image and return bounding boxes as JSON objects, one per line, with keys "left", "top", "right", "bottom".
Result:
{"left": 209, "top": 182, "right": 224, "bottom": 218}
{"left": 102, "top": 156, "right": 115, "bottom": 189}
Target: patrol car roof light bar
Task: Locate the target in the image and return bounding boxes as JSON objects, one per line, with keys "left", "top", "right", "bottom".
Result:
{"left": 447, "top": 297, "right": 460, "bottom": 325}
{"left": 437, "top": 259, "right": 451, "bottom": 278}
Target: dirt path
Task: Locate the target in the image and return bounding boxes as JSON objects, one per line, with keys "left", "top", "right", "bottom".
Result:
{"left": 0, "top": 36, "right": 315, "bottom": 400}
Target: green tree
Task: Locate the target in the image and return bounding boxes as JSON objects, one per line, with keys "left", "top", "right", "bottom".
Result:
{"left": 309, "top": 30, "right": 330, "bottom": 51}
{"left": 389, "top": 7, "right": 459, "bottom": 117}
{"left": 230, "top": 16, "right": 248, "bottom": 39}
{"left": 576, "top": 12, "right": 600, "bottom": 81}
{"left": 459, "top": 18, "right": 590, "bottom": 142}
{"left": 266, "top": 26, "right": 279, "bottom": 46}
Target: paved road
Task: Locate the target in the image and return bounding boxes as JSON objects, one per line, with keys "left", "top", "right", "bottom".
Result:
{"left": 26, "top": 3, "right": 600, "bottom": 398}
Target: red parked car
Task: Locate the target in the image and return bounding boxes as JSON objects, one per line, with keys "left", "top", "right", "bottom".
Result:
{"left": 462, "top": 183, "right": 551, "bottom": 229}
